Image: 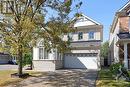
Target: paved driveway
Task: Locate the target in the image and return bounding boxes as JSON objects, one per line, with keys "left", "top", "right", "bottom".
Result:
{"left": 8, "top": 69, "right": 98, "bottom": 87}
{"left": 0, "top": 64, "right": 18, "bottom": 70}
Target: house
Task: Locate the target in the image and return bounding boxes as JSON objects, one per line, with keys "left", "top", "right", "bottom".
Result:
{"left": 109, "top": 1, "right": 130, "bottom": 69}
{"left": 33, "top": 14, "right": 103, "bottom": 71}
{"left": 0, "top": 35, "right": 11, "bottom": 64}
{"left": 0, "top": 52, "right": 11, "bottom": 64}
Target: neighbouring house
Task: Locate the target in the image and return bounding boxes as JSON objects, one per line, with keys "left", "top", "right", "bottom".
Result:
{"left": 33, "top": 14, "right": 103, "bottom": 71}
{"left": 0, "top": 35, "right": 11, "bottom": 64}
{"left": 109, "top": 1, "right": 130, "bottom": 69}
{"left": 0, "top": 52, "right": 11, "bottom": 64}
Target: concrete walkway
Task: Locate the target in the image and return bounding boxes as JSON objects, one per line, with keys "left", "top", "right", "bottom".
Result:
{"left": 7, "top": 69, "right": 98, "bottom": 87}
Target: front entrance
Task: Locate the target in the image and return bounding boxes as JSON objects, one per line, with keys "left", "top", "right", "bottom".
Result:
{"left": 119, "top": 43, "right": 130, "bottom": 69}
{"left": 104, "top": 58, "right": 108, "bottom": 66}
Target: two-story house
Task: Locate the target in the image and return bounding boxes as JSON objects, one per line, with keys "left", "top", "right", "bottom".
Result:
{"left": 33, "top": 14, "right": 103, "bottom": 71}
{"left": 109, "top": 1, "right": 130, "bottom": 69}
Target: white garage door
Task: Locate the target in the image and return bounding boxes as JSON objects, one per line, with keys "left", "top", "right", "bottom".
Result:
{"left": 64, "top": 53, "right": 98, "bottom": 69}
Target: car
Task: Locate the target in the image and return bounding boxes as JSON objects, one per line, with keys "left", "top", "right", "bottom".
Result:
{"left": 8, "top": 60, "right": 17, "bottom": 65}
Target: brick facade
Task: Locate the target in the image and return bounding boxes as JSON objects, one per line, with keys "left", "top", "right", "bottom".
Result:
{"left": 119, "top": 17, "right": 129, "bottom": 32}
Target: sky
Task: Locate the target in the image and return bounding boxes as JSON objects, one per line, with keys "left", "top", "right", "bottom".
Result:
{"left": 76, "top": 0, "right": 129, "bottom": 42}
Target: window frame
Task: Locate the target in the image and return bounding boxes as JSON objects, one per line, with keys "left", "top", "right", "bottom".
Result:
{"left": 44, "top": 49, "right": 49, "bottom": 59}
{"left": 67, "top": 33, "right": 73, "bottom": 41}
{"left": 88, "top": 31, "right": 95, "bottom": 40}
{"left": 39, "top": 47, "right": 44, "bottom": 60}
{"left": 78, "top": 32, "right": 83, "bottom": 40}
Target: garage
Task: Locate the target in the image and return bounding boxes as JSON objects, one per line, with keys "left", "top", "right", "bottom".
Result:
{"left": 0, "top": 53, "right": 11, "bottom": 64}
{"left": 64, "top": 53, "right": 98, "bottom": 69}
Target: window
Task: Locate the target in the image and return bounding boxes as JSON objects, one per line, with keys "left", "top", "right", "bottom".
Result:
{"left": 44, "top": 50, "right": 48, "bottom": 59}
{"left": 67, "top": 33, "right": 73, "bottom": 41}
{"left": 89, "top": 32, "right": 94, "bottom": 39}
{"left": 78, "top": 32, "right": 83, "bottom": 40}
{"left": 0, "top": 35, "right": 2, "bottom": 43}
{"left": 39, "top": 48, "right": 44, "bottom": 59}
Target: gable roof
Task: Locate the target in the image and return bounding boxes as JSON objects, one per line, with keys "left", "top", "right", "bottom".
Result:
{"left": 73, "top": 14, "right": 101, "bottom": 27}
{"left": 118, "top": 1, "right": 130, "bottom": 12}
{"left": 110, "top": 1, "right": 130, "bottom": 33}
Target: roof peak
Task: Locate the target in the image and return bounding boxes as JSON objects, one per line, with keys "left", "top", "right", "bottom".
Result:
{"left": 73, "top": 13, "right": 101, "bottom": 25}
{"left": 80, "top": 14, "right": 101, "bottom": 25}
{"left": 118, "top": 1, "right": 130, "bottom": 12}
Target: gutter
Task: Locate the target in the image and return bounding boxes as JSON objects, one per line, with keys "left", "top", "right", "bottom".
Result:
{"left": 110, "top": 14, "right": 118, "bottom": 33}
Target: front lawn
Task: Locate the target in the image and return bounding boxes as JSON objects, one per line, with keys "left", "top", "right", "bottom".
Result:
{"left": 96, "top": 68, "right": 130, "bottom": 87}
{"left": 0, "top": 70, "right": 43, "bottom": 86}
{"left": 0, "top": 70, "right": 22, "bottom": 86}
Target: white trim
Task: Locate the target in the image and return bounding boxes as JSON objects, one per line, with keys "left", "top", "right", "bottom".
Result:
{"left": 72, "top": 14, "right": 101, "bottom": 26}
{"left": 110, "top": 1, "right": 130, "bottom": 33}
{"left": 124, "top": 43, "right": 128, "bottom": 69}
{"left": 118, "top": 1, "right": 130, "bottom": 12}
{"left": 81, "top": 14, "right": 101, "bottom": 25}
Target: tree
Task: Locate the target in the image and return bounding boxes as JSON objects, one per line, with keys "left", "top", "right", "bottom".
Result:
{"left": 0, "top": 0, "right": 82, "bottom": 76}
{"left": 100, "top": 41, "right": 109, "bottom": 59}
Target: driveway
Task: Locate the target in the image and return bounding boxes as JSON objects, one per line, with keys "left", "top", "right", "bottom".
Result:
{"left": 7, "top": 69, "right": 98, "bottom": 87}
{"left": 0, "top": 64, "right": 18, "bottom": 70}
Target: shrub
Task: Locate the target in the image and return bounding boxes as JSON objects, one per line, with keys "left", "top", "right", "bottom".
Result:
{"left": 23, "top": 53, "right": 32, "bottom": 66}
{"left": 109, "top": 63, "right": 123, "bottom": 76}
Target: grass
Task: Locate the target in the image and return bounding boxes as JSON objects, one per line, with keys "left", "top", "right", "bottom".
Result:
{"left": 0, "top": 70, "right": 22, "bottom": 86}
{"left": 0, "top": 70, "right": 43, "bottom": 87}
{"left": 96, "top": 68, "right": 130, "bottom": 87}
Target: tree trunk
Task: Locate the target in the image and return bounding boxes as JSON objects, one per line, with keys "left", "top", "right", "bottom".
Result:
{"left": 18, "top": 45, "right": 23, "bottom": 75}
{"left": 30, "top": 47, "right": 33, "bottom": 70}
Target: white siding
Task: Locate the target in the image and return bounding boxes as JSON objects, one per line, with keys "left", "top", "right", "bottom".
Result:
{"left": 33, "top": 60, "right": 55, "bottom": 71}
{"left": 33, "top": 60, "right": 63, "bottom": 71}
{"left": 73, "top": 34, "right": 78, "bottom": 41}
{"left": 95, "top": 32, "right": 100, "bottom": 40}
{"left": 74, "top": 20, "right": 95, "bottom": 27}
{"left": 71, "top": 50, "right": 100, "bottom": 53}
{"left": 109, "top": 21, "right": 120, "bottom": 62}
{"left": 48, "top": 53, "right": 54, "bottom": 60}
{"left": 63, "top": 35, "right": 68, "bottom": 41}
{"left": 33, "top": 47, "right": 39, "bottom": 60}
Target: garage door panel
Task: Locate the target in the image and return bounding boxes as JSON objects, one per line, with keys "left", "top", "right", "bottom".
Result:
{"left": 64, "top": 56, "right": 86, "bottom": 68}
{"left": 64, "top": 53, "right": 98, "bottom": 69}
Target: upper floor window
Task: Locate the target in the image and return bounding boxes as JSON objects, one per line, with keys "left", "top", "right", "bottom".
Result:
{"left": 78, "top": 32, "right": 83, "bottom": 40}
{"left": 89, "top": 32, "right": 94, "bottom": 39}
{"left": 67, "top": 33, "right": 73, "bottom": 41}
